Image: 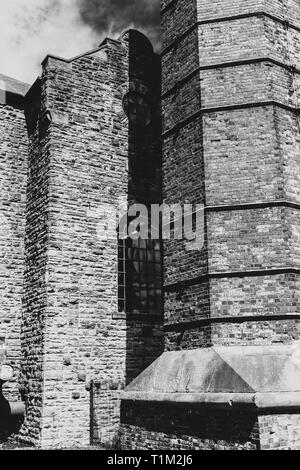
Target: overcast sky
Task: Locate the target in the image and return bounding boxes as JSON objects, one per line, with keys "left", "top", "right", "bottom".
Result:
{"left": 0, "top": 0, "right": 160, "bottom": 84}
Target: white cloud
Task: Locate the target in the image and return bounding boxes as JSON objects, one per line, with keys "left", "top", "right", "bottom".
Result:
{"left": 0, "top": 0, "right": 99, "bottom": 84}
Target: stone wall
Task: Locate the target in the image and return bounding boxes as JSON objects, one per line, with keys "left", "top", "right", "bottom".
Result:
{"left": 20, "top": 79, "right": 51, "bottom": 445}
{"left": 2, "top": 0, "right": 300, "bottom": 451}
{"left": 0, "top": 92, "right": 28, "bottom": 403}
{"left": 20, "top": 31, "right": 163, "bottom": 448}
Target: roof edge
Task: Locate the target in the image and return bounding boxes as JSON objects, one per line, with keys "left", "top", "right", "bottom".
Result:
{"left": 121, "top": 391, "right": 300, "bottom": 410}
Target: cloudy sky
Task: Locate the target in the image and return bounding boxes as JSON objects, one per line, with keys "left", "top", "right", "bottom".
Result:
{"left": 0, "top": 0, "right": 160, "bottom": 84}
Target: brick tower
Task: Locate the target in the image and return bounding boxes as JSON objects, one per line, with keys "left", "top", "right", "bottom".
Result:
{"left": 121, "top": 0, "right": 300, "bottom": 450}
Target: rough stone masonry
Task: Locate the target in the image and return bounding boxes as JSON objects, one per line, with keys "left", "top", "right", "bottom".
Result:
{"left": 0, "top": 30, "right": 162, "bottom": 448}
{"left": 1, "top": 0, "right": 300, "bottom": 450}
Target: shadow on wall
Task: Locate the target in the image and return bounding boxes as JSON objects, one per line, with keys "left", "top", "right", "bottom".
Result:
{"left": 0, "top": 381, "right": 24, "bottom": 443}
{"left": 124, "top": 30, "right": 164, "bottom": 384}
{"left": 0, "top": 80, "right": 6, "bottom": 105}
{"left": 0, "top": 79, "right": 25, "bottom": 110}
{"left": 120, "top": 401, "right": 260, "bottom": 450}
{"left": 90, "top": 30, "right": 164, "bottom": 448}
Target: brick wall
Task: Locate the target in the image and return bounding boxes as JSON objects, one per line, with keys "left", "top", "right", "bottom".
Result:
{"left": 161, "top": 0, "right": 300, "bottom": 349}
{"left": 120, "top": 0, "right": 300, "bottom": 451}
{"left": 19, "top": 78, "right": 52, "bottom": 445}
{"left": 121, "top": 403, "right": 300, "bottom": 450}
{"left": 0, "top": 97, "right": 28, "bottom": 403}
{"left": 20, "top": 31, "right": 163, "bottom": 448}
{"left": 121, "top": 402, "right": 260, "bottom": 450}
{"left": 259, "top": 414, "right": 300, "bottom": 450}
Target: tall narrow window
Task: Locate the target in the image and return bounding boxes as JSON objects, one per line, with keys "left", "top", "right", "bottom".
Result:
{"left": 123, "top": 92, "right": 151, "bottom": 128}
{"left": 118, "top": 235, "right": 162, "bottom": 315}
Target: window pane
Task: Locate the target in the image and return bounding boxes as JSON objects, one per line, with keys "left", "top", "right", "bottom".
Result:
{"left": 118, "top": 232, "right": 162, "bottom": 314}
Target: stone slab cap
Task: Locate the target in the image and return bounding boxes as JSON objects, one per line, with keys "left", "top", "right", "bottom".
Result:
{"left": 122, "top": 344, "right": 300, "bottom": 409}
{"left": 0, "top": 73, "right": 31, "bottom": 97}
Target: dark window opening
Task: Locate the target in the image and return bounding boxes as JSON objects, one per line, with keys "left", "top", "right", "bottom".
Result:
{"left": 123, "top": 92, "right": 151, "bottom": 127}
{"left": 118, "top": 234, "right": 162, "bottom": 315}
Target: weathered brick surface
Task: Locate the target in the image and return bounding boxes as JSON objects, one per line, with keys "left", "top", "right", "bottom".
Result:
{"left": 121, "top": 403, "right": 300, "bottom": 451}
{"left": 165, "top": 282, "right": 210, "bottom": 326}
{"left": 195, "top": 0, "right": 300, "bottom": 26}
{"left": 164, "top": 65, "right": 300, "bottom": 132}
{"left": 18, "top": 31, "right": 163, "bottom": 448}
{"left": 163, "top": 118, "right": 204, "bottom": 206}
{"left": 162, "top": 0, "right": 197, "bottom": 49}
{"left": 203, "top": 108, "right": 287, "bottom": 205}
{"left": 2, "top": 0, "right": 300, "bottom": 451}
{"left": 118, "top": 0, "right": 300, "bottom": 451}
{"left": 20, "top": 79, "right": 51, "bottom": 445}
{"left": 210, "top": 274, "right": 300, "bottom": 318}
{"left": 0, "top": 102, "right": 27, "bottom": 402}
{"left": 166, "top": 319, "right": 300, "bottom": 351}
{"left": 41, "top": 45, "right": 128, "bottom": 448}
{"left": 208, "top": 208, "right": 284, "bottom": 271}
{"left": 121, "top": 402, "right": 260, "bottom": 450}
{"left": 162, "top": 0, "right": 300, "bottom": 346}
{"left": 162, "top": 29, "right": 199, "bottom": 93}
{"left": 259, "top": 414, "right": 300, "bottom": 450}
{"left": 210, "top": 319, "right": 300, "bottom": 346}
{"left": 162, "top": 0, "right": 300, "bottom": 51}
{"left": 92, "top": 380, "right": 124, "bottom": 447}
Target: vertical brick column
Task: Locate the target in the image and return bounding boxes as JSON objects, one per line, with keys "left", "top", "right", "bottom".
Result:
{"left": 0, "top": 78, "right": 28, "bottom": 403}
{"left": 162, "top": 0, "right": 211, "bottom": 349}
{"left": 20, "top": 31, "right": 162, "bottom": 448}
